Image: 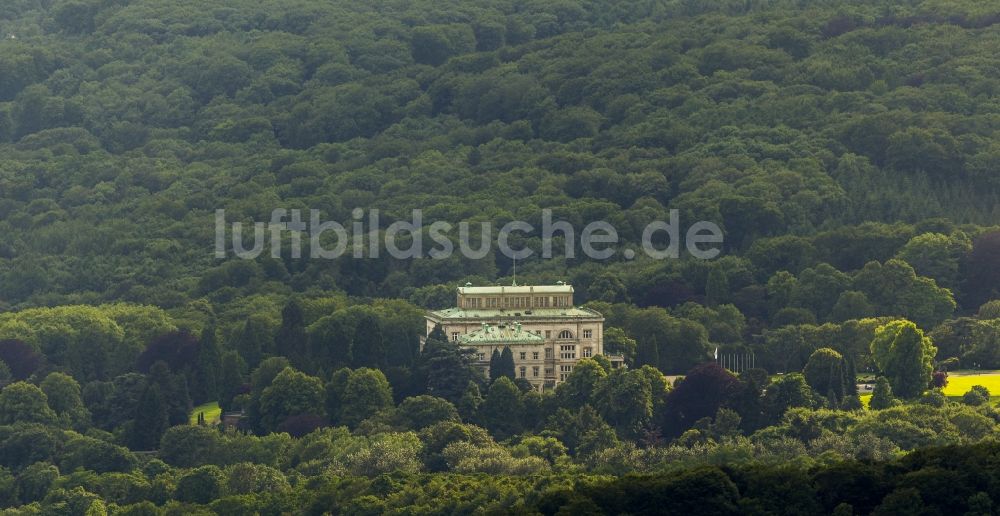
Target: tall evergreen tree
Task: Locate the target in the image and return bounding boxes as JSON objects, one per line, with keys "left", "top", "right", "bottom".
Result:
{"left": 236, "top": 315, "right": 271, "bottom": 369}
{"left": 636, "top": 335, "right": 660, "bottom": 371}
{"left": 498, "top": 346, "right": 516, "bottom": 380}
{"left": 351, "top": 311, "right": 386, "bottom": 368}
{"left": 218, "top": 351, "right": 246, "bottom": 412}
{"left": 148, "top": 361, "right": 191, "bottom": 426}
{"left": 428, "top": 324, "right": 447, "bottom": 343}
{"left": 131, "top": 383, "right": 168, "bottom": 450}
{"left": 418, "top": 339, "right": 480, "bottom": 404}
{"left": 192, "top": 322, "right": 221, "bottom": 404}
{"left": 488, "top": 348, "right": 502, "bottom": 381}
{"left": 275, "top": 299, "right": 308, "bottom": 367}
{"left": 869, "top": 377, "right": 895, "bottom": 410}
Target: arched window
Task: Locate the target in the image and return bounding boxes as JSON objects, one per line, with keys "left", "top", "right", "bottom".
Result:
{"left": 558, "top": 330, "right": 573, "bottom": 339}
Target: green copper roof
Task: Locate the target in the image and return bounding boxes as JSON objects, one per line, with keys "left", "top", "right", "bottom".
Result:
{"left": 459, "top": 323, "right": 545, "bottom": 345}
{"left": 429, "top": 307, "right": 603, "bottom": 320}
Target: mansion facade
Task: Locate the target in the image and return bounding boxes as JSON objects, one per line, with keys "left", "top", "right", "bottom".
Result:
{"left": 424, "top": 282, "right": 623, "bottom": 391}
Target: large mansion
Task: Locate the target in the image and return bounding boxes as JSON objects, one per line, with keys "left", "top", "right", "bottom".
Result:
{"left": 424, "top": 282, "right": 623, "bottom": 391}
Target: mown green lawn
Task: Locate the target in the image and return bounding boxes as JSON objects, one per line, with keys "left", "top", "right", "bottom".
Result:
{"left": 941, "top": 371, "right": 1000, "bottom": 397}
{"left": 189, "top": 401, "right": 221, "bottom": 425}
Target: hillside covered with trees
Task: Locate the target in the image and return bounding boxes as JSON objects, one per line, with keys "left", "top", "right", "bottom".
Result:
{"left": 0, "top": 0, "right": 999, "bottom": 513}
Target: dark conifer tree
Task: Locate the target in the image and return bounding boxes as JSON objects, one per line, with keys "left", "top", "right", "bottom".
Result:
{"left": 488, "top": 348, "right": 502, "bottom": 381}
{"left": 351, "top": 311, "right": 386, "bottom": 368}
{"left": 131, "top": 383, "right": 168, "bottom": 450}
{"left": 636, "top": 335, "right": 660, "bottom": 371}
{"left": 499, "top": 346, "right": 516, "bottom": 380}
{"left": 192, "top": 322, "right": 221, "bottom": 404}
{"left": 275, "top": 299, "right": 308, "bottom": 367}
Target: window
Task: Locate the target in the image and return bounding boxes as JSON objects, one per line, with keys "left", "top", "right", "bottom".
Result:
{"left": 545, "top": 348, "right": 552, "bottom": 359}
{"left": 583, "top": 329, "right": 592, "bottom": 339}
{"left": 451, "top": 332, "right": 460, "bottom": 342}
{"left": 532, "top": 352, "right": 539, "bottom": 360}
{"left": 583, "top": 347, "right": 592, "bottom": 358}
{"left": 519, "top": 366, "right": 526, "bottom": 378}
{"left": 560, "top": 344, "right": 576, "bottom": 360}
{"left": 545, "top": 330, "right": 552, "bottom": 339}
{"left": 519, "top": 352, "right": 526, "bottom": 360}
{"left": 533, "top": 366, "right": 539, "bottom": 377}
{"left": 545, "top": 367, "right": 553, "bottom": 376}
{"left": 558, "top": 330, "right": 573, "bottom": 339}
{"left": 477, "top": 353, "right": 485, "bottom": 361}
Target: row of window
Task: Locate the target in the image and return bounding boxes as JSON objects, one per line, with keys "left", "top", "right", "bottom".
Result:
{"left": 450, "top": 329, "right": 594, "bottom": 340}
{"left": 462, "top": 296, "right": 573, "bottom": 309}
{"left": 475, "top": 349, "right": 592, "bottom": 361}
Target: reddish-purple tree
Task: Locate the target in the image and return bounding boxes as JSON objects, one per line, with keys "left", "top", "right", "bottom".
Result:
{"left": 661, "top": 362, "right": 739, "bottom": 438}
{"left": 137, "top": 330, "right": 200, "bottom": 373}
{"left": 0, "top": 339, "right": 43, "bottom": 380}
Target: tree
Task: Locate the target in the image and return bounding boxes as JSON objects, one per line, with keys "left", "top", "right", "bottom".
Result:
{"left": 546, "top": 404, "right": 618, "bottom": 457}
{"left": 218, "top": 350, "right": 246, "bottom": 412}
{"left": 869, "top": 320, "right": 936, "bottom": 399}
{"left": 556, "top": 358, "right": 608, "bottom": 410}
{"left": 803, "top": 348, "right": 847, "bottom": 406}
{"left": 593, "top": 369, "right": 654, "bottom": 439}
{"left": 479, "top": 376, "right": 524, "bottom": 439}
{"left": 488, "top": 348, "right": 501, "bottom": 381}
{"left": 636, "top": 334, "right": 660, "bottom": 370}
{"left": 192, "top": 322, "right": 222, "bottom": 404}
{"left": 136, "top": 330, "right": 199, "bottom": 374}
{"left": 604, "top": 328, "right": 637, "bottom": 365}
{"left": 705, "top": 268, "right": 730, "bottom": 306}
{"left": 869, "top": 377, "right": 895, "bottom": 410}
{"left": 418, "top": 338, "right": 480, "bottom": 404}
{"left": 224, "top": 462, "right": 289, "bottom": 496}
{"left": 396, "top": 395, "right": 459, "bottom": 430}
{"left": 0, "top": 340, "right": 42, "bottom": 380}
{"left": 307, "top": 313, "right": 353, "bottom": 369}
{"left": 158, "top": 425, "right": 223, "bottom": 468}
{"left": 662, "top": 362, "right": 738, "bottom": 438}
{"left": 895, "top": 232, "right": 970, "bottom": 292}
{"left": 411, "top": 24, "right": 476, "bottom": 66}
{"left": 351, "top": 310, "right": 386, "bottom": 368}
{"left": 497, "top": 346, "right": 515, "bottom": 381}
{"left": 962, "top": 385, "right": 990, "bottom": 406}
{"left": 762, "top": 373, "right": 817, "bottom": 424}
{"left": 40, "top": 372, "right": 89, "bottom": 429}
{"left": 979, "top": 300, "right": 1000, "bottom": 320}
{"left": 339, "top": 368, "right": 393, "bottom": 428}
{"left": 147, "top": 361, "right": 191, "bottom": 426}
{"left": 238, "top": 314, "right": 274, "bottom": 368}
{"left": 130, "top": 383, "right": 169, "bottom": 450}
{"left": 457, "top": 381, "right": 483, "bottom": 421}
{"left": 175, "top": 465, "right": 224, "bottom": 504}
{"left": 275, "top": 299, "right": 308, "bottom": 368}
{"left": 258, "top": 367, "right": 325, "bottom": 432}
{"left": 0, "top": 382, "right": 56, "bottom": 425}
{"left": 0, "top": 361, "right": 10, "bottom": 388}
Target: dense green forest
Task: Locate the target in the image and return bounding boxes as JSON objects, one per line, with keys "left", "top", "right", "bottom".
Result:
{"left": 0, "top": 0, "right": 999, "bottom": 513}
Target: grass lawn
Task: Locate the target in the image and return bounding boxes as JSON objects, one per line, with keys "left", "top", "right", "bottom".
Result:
{"left": 189, "top": 401, "right": 221, "bottom": 425}
{"left": 856, "top": 371, "right": 1000, "bottom": 409}
{"left": 941, "top": 371, "right": 1000, "bottom": 401}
